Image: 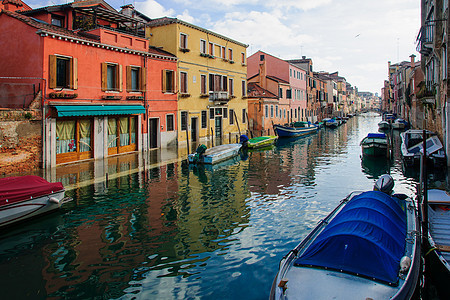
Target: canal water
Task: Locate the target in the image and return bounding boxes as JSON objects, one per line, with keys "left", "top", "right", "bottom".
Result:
{"left": 0, "top": 113, "right": 446, "bottom": 299}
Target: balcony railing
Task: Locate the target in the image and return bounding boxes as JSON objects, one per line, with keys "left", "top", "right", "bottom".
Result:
{"left": 416, "top": 23, "right": 434, "bottom": 55}
{"left": 209, "top": 91, "right": 229, "bottom": 102}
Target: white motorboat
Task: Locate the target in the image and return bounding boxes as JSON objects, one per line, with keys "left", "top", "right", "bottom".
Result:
{"left": 400, "top": 129, "right": 446, "bottom": 168}
{"left": 188, "top": 143, "right": 242, "bottom": 164}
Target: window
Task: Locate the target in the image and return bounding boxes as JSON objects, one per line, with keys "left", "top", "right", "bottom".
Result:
{"left": 265, "top": 105, "right": 268, "bottom": 118}
{"left": 107, "top": 116, "right": 137, "bottom": 156}
{"left": 101, "top": 63, "right": 122, "bottom": 92}
{"left": 228, "top": 48, "right": 233, "bottom": 61}
{"left": 286, "top": 89, "right": 292, "bottom": 99}
{"left": 201, "top": 74, "right": 207, "bottom": 94}
{"left": 210, "top": 108, "right": 214, "bottom": 119}
{"left": 162, "top": 70, "right": 175, "bottom": 93}
{"left": 209, "top": 42, "right": 214, "bottom": 56}
{"left": 260, "top": 54, "right": 265, "bottom": 61}
{"left": 166, "top": 114, "right": 174, "bottom": 131}
{"left": 290, "top": 69, "right": 292, "bottom": 77}
{"left": 229, "top": 78, "right": 234, "bottom": 96}
{"left": 279, "top": 88, "right": 283, "bottom": 98}
{"left": 49, "top": 55, "right": 77, "bottom": 89}
{"left": 201, "top": 111, "right": 207, "bottom": 128}
{"left": 51, "top": 14, "right": 64, "bottom": 27}
{"left": 276, "top": 105, "right": 278, "bottom": 117}
{"left": 241, "top": 80, "right": 246, "bottom": 97}
{"left": 295, "top": 108, "right": 297, "bottom": 118}
{"left": 223, "top": 108, "right": 228, "bottom": 119}
{"left": 221, "top": 46, "right": 226, "bottom": 59}
{"left": 56, "top": 119, "right": 93, "bottom": 164}
{"left": 180, "top": 72, "right": 188, "bottom": 94}
{"left": 242, "top": 108, "right": 246, "bottom": 123}
{"left": 241, "top": 52, "right": 245, "bottom": 64}
{"left": 270, "top": 105, "right": 274, "bottom": 118}
{"left": 180, "top": 33, "right": 188, "bottom": 49}
{"left": 181, "top": 111, "right": 188, "bottom": 131}
{"left": 209, "top": 74, "right": 228, "bottom": 92}
{"left": 200, "top": 39, "right": 207, "bottom": 54}
{"left": 126, "top": 66, "right": 146, "bottom": 92}
{"left": 229, "top": 109, "right": 234, "bottom": 124}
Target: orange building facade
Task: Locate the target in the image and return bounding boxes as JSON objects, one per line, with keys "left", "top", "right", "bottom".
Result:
{"left": 0, "top": 1, "right": 178, "bottom": 168}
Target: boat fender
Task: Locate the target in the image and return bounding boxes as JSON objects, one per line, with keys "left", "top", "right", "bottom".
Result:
{"left": 399, "top": 256, "right": 411, "bottom": 273}
{"left": 49, "top": 197, "right": 60, "bottom": 204}
{"left": 278, "top": 278, "right": 288, "bottom": 292}
{"left": 193, "top": 144, "right": 207, "bottom": 163}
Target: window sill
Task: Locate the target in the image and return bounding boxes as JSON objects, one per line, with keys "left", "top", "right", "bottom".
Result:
{"left": 102, "top": 95, "right": 122, "bottom": 100}
{"left": 180, "top": 93, "right": 191, "bottom": 98}
{"left": 126, "top": 95, "right": 144, "bottom": 100}
{"left": 49, "top": 92, "right": 78, "bottom": 99}
{"left": 179, "top": 47, "right": 190, "bottom": 53}
{"left": 200, "top": 94, "right": 210, "bottom": 98}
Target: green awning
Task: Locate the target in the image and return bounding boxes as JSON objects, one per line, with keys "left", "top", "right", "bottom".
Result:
{"left": 54, "top": 105, "right": 146, "bottom": 117}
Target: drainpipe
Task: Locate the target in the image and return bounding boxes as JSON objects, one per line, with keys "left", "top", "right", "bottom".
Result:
{"left": 143, "top": 54, "right": 148, "bottom": 152}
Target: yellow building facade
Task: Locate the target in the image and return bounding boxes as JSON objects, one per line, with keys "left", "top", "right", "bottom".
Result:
{"left": 146, "top": 18, "right": 248, "bottom": 145}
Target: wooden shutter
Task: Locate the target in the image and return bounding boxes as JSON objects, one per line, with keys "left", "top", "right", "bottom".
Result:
{"left": 101, "top": 62, "right": 107, "bottom": 91}
{"left": 70, "top": 57, "right": 78, "bottom": 90}
{"left": 118, "top": 64, "right": 123, "bottom": 92}
{"left": 140, "top": 67, "right": 146, "bottom": 92}
{"left": 48, "top": 55, "right": 57, "bottom": 89}
{"left": 126, "top": 66, "right": 132, "bottom": 92}
{"left": 162, "top": 70, "right": 166, "bottom": 93}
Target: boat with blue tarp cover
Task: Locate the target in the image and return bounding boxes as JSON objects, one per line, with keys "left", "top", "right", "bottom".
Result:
{"left": 360, "top": 132, "right": 389, "bottom": 157}
{"left": 273, "top": 124, "right": 318, "bottom": 138}
{"left": 270, "top": 175, "right": 420, "bottom": 300}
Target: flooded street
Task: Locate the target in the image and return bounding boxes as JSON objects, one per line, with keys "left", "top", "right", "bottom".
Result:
{"left": 1, "top": 113, "right": 446, "bottom": 299}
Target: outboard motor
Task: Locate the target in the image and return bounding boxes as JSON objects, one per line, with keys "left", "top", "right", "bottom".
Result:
{"left": 193, "top": 144, "right": 207, "bottom": 163}
{"left": 373, "top": 174, "right": 394, "bottom": 195}
{"left": 239, "top": 134, "right": 249, "bottom": 148}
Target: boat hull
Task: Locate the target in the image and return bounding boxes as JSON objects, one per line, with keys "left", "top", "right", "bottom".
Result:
{"left": 188, "top": 143, "right": 241, "bottom": 164}
{"left": 247, "top": 136, "right": 277, "bottom": 149}
{"left": 0, "top": 190, "right": 65, "bottom": 228}
{"left": 361, "top": 143, "right": 388, "bottom": 157}
{"left": 274, "top": 125, "right": 318, "bottom": 138}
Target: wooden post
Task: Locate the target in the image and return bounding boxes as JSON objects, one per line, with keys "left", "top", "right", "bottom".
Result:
{"left": 210, "top": 127, "right": 214, "bottom": 147}
{"left": 185, "top": 123, "right": 190, "bottom": 154}
{"left": 246, "top": 111, "right": 253, "bottom": 138}
{"left": 233, "top": 110, "right": 241, "bottom": 136}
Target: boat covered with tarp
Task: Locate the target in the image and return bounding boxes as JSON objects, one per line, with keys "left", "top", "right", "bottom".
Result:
{"left": 360, "top": 132, "right": 388, "bottom": 157}
{"left": 0, "top": 175, "right": 70, "bottom": 228}
{"left": 270, "top": 176, "right": 420, "bottom": 300}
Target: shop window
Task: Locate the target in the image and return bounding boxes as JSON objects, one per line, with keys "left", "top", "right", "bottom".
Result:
{"left": 162, "top": 69, "right": 175, "bottom": 93}
{"left": 101, "top": 62, "right": 122, "bottom": 92}
{"left": 56, "top": 119, "right": 92, "bottom": 164}
{"left": 49, "top": 55, "right": 77, "bottom": 89}
{"left": 127, "top": 66, "right": 146, "bottom": 92}
{"left": 108, "top": 116, "right": 137, "bottom": 155}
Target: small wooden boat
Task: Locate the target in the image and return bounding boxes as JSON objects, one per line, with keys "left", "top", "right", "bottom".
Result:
{"left": 270, "top": 175, "right": 420, "bottom": 300}
{"left": 378, "top": 120, "right": 390, "bottom": 130}
{"left": 0, "top": 175, "right": 70, "bottom": 228}
{"left": 360, "top": 133, "right": 388, "bottom": 157}
{"left": 247, "top": 136, "right": 277, "bottom": 149}
{"left": 423, "top": 189, "right": 450, "bottom": 299}
{"left": 322, "top": 118, "right": 338, "bottom": 128}
{"left": 188, "top": 143, "right": 242, "bottom": 164}
{"left": 400, "top": 129, "right": 446, "bottom": 168}
{"left": 273, "top": 124, "right": 318, "bottom": 138}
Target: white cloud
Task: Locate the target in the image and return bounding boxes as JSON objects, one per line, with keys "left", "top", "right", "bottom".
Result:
{"left": 176, "top": 10, "right": 196, "bottom": 24}
{"left": 134, "top": 0, "right": 176, "bottom": 18}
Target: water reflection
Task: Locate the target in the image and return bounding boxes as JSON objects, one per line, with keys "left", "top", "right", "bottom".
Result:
{"left": 361, "top": 155, "right": 392, "bottom": 179}
{"left": 1, "top": 113, "right": 446, "bottom": 299}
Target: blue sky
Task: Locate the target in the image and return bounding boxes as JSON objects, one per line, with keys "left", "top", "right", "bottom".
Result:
{"left": 30, "top": 0, "right": 420, "bottom": 94}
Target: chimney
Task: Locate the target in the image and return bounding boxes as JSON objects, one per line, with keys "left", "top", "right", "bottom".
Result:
{"left": 302, "top": 56, "right": 306, "bottom": 59}
{"left": 259, "top": 60, "right": 267, "bottom": 89}
{"left": 409, "top": 54, "right": 416, "bottom": 68}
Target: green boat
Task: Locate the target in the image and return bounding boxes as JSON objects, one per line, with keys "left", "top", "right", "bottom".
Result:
{"left": 247, "top": 136, "right": 278, "bottom": 149}
{"left": 360, "top": 133, "right": 388, "bottom": 157}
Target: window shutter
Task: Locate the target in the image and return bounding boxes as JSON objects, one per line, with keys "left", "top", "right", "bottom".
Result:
{"left": 126, "top": 66, "right": 131, "bottom": 92}
{"left": 162, "top": 70, "right": 166, "bottom": 93}
{"left": 101, "top": 62, "right": 107, "bottom": 91}
{"left": 118, "top": 65, "right": 123, "bottom": 92}
{"left": 171, "top": 70, "right": 176, "bottom": 93}
{"left": 140, "top": 67, "right": 146, "bottom": 92}
{"left": 49, "top": 55, "right": 57, "bottom": 89}
{"left": 71, "top": 57, "right": 78, "bottom": 90}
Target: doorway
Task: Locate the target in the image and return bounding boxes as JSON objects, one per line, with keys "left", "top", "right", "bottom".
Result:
{"left": 215, "top": 116, "right": 222, "bottom": 139}
{"left": 191, "top": 117, "right": 198, "bottom": 142}
{"left": 149, "top": 118, "right": 158, "bottom": 149}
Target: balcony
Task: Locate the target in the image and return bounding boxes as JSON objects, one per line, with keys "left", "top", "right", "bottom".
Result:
{"left": 416, "top": 24, "right": 434, "bottom": 55}
{"left": 209, "top": 91, "right": 229, "bottom": 103}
